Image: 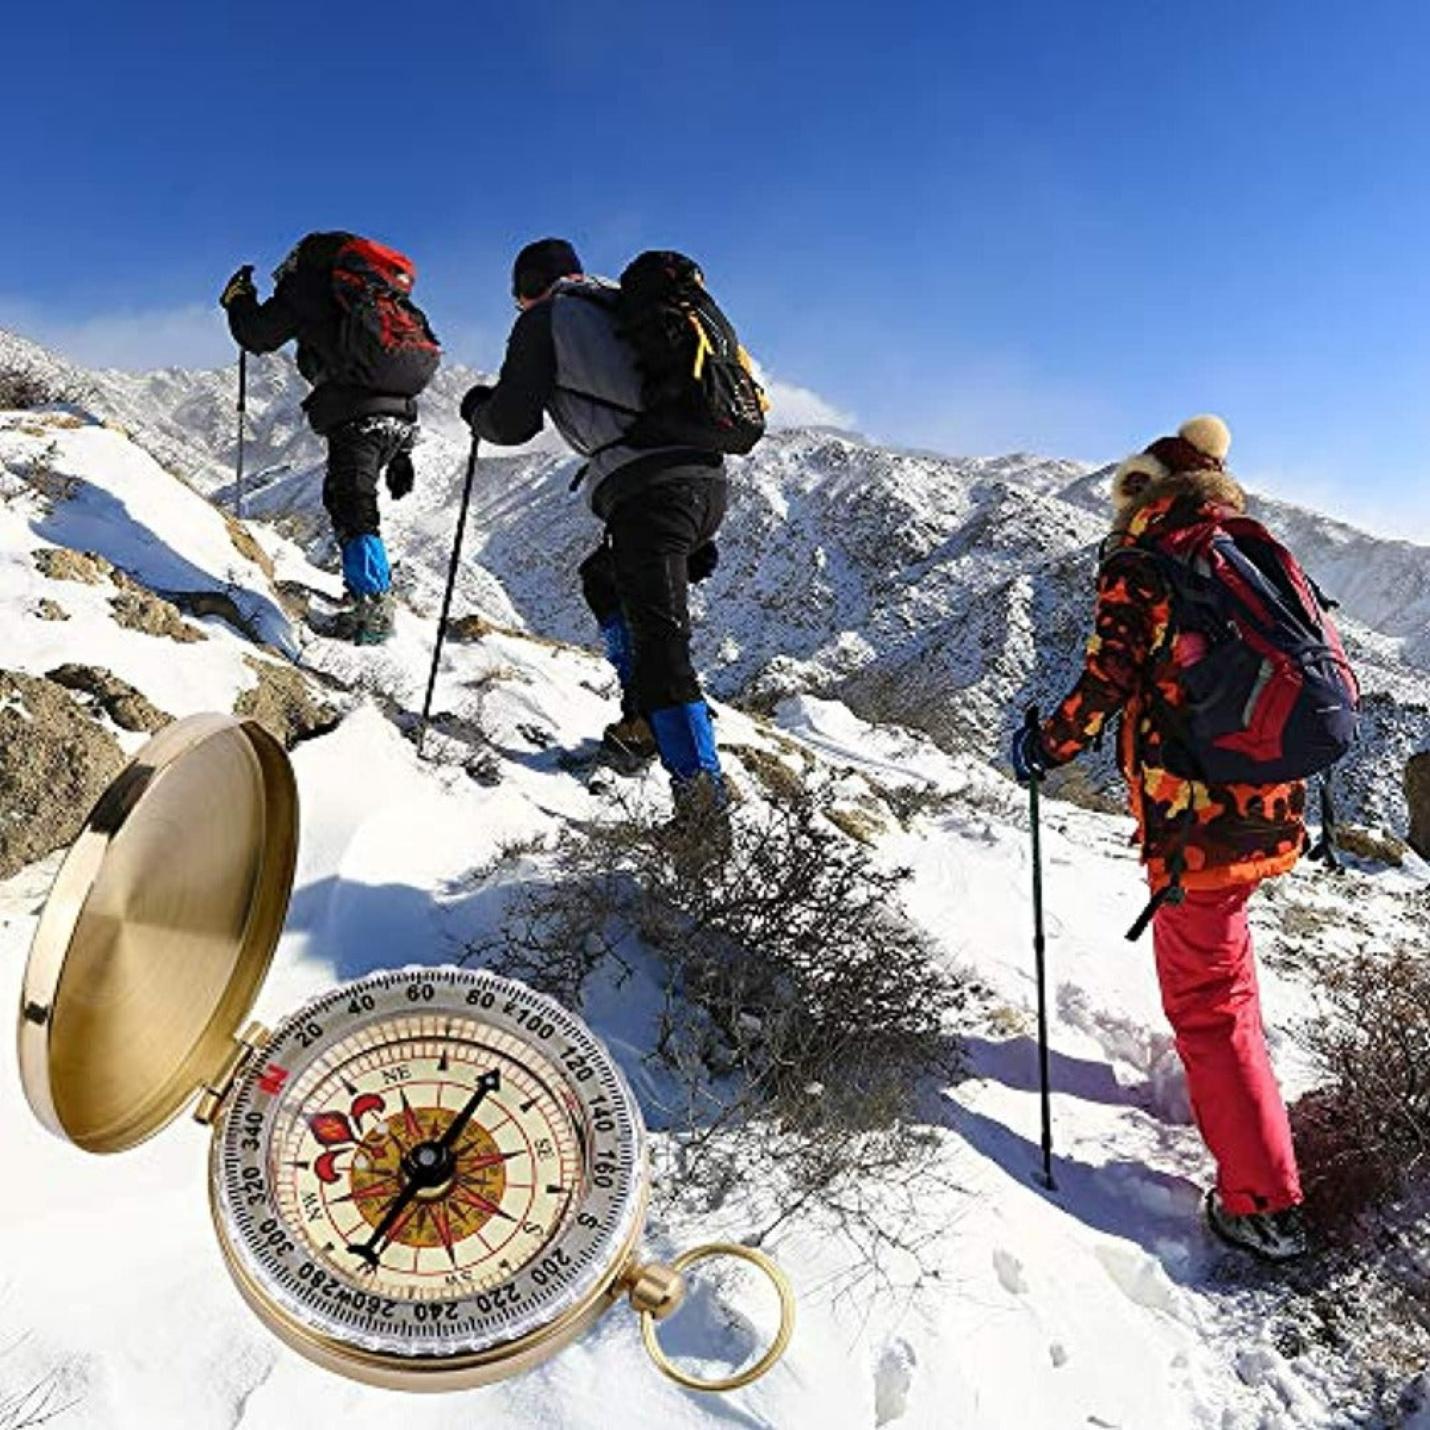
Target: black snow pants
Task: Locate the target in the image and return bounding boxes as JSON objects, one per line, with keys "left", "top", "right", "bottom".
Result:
{"left": 578, "top": 472, "right": 728, "bottom": 716}
{"left": 323, "top": 415, "right": 416, "bottom": 544}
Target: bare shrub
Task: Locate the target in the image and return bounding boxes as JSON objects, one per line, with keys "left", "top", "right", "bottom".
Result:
{"left": 873, "top": 780, "right": 961, "bottom": 828}
{"left": 1290, "top": 945, "right": 1430, "bottom": 1230}
{"left": 0, "top": 1347, "right": 76, "bottom": 1430}
{"left": 0, "top": 365, "right": 88, "bottom": 412}
{"left": 464, "top": 781, "right": 976, "bottom": 1284}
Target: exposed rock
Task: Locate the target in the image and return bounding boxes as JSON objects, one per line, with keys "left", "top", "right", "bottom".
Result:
{"left": 1407, "top": 753, "right": 1430, "bottom": 860}
{"left": 32, "top": 546, "right": 112, "bottom": 584}
{"left": 731, "top": 743, "right": 807, "bottom": 802}
{"left": 826, "top": 804, "right": 887, "bottom": 846}
{"left": 108, "top": 581, "right": 207, "bottom": 643}
{"left": 1333, "top": 823, "right": 1407, "bottom": 867}
{"left": 45, "top": 664, "right": 172, "bottom": 734}
{"left": 273, "top": 579, "right": 318, "bottom": 622}
{"left": 447, "top": 614, "right": 497, "bottom": 643}
{"left": 35, "top": 598, "right": 68, "bottom": 621}
{"left": 223, "top": 513, "right": 275, "bottom": 580}
{"left": 233, "top": 655, "right": 338, "bottom": 748}
{"left": 0, "top": 670, "right": 127, "bottom": 878}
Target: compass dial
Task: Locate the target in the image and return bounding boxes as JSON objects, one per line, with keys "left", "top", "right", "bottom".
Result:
{"left": 211, "top": 969, "right": 647, "bottom": 1363}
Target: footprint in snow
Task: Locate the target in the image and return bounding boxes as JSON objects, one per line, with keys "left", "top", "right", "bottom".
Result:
{"left": 992, "top": 1247, "right": 1030, "bottom": 1295}
{"left": 874, "top": 1338, "right": 917, "bottom": 1426}
{"left": 1093, "top": 1243, "right": 1182, "bottom": 1319}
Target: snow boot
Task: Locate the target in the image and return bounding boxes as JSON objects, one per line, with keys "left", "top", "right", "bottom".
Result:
{"left": 601, "top": 715, "right": 658, "bottom": 771}
{"left": 330, "top": 591, "right": 396, "bottom": 646}
{"left": 333, "top": 534, "right": 396, "bottom": 645}
{"left": 667, "top": 772, "right": 733, "bottom": 865}
{"left": 1204, "top": 1190, "right": 1308, "bottom": 1263}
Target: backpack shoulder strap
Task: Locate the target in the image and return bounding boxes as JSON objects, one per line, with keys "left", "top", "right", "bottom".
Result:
{"left": 552, "top": 278, "right": 620, "bottom": 310}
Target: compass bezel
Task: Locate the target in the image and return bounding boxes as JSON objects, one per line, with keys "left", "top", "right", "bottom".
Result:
{"left": 209, "top": 966, "right": 650, "bottom": 1389}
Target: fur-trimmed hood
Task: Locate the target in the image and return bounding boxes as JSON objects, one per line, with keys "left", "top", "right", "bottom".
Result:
{"left": 1110, "top": 414, "right": 1242, "bottom": 531}
{"left": 1113, "top": 465, "right": 1247, "bottom": 533}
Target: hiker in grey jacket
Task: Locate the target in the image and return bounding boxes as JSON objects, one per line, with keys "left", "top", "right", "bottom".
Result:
{"left": 460, "top": 238, "right": 727, "bottom": 819}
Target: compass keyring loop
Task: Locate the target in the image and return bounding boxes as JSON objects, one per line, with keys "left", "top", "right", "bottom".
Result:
{"left": 638, "top": 1242, "right": 795, "bottom": 1393}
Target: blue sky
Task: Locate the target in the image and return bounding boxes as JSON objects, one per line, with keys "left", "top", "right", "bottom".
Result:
{"left": 5, "top": 1, "right": 1430, "bottom": 538}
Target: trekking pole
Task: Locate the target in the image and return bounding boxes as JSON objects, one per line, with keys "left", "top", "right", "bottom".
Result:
{"left": 235, "top": 347, "right": 248, "bottom": 521}
{"left": 1024, "top": 706, "right": 1057, "bottom": 1191}
{"left": 418, "top": 434, "right": 480, "bottom": 758}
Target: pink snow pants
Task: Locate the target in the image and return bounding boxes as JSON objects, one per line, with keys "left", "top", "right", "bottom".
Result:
{"left": 1152, "top": 883, "right": 1302, "bottom": 1215}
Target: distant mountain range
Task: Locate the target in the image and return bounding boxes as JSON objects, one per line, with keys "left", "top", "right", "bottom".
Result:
{"left": 4, "top": 325, "right": 1426, "bottom": 834}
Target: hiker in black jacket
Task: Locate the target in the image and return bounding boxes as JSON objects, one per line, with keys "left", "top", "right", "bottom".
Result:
{"left": 220, "top": 232, "right": 438, "bottom": 644}
{"left": 460, "top": 238, "right": 728, "bottom": 822}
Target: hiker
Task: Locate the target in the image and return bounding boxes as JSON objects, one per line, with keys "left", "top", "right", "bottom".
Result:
{"left": 459, "top": 239, "right": 764, "bottom": 823}
{"left": 220, "top": 233, "right": 441, "bottom": 644}
{"left": 1012, "top": 415, "right": 1358, "bottom": 1263}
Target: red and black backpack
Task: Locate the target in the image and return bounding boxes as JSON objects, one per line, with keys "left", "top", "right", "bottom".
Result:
{"left": 327, "top": 237, "right": 441, "bottom": 396}
{"left": 1127, "top": 513, "right": 1360, "bottom": 784}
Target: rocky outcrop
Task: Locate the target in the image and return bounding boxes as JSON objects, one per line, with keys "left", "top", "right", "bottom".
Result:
{"left": 1407, "top": 753, "right": 1430, "bottom": 860}
{"left": 0, "top": 671, "right": 126, "bottom": 878}
{"left": 33, "top": 547, "right": 209, "bottom": 643}
{"left": 1334, "top": 823, "right": 1408, "bottom": 867}
{"left": 233, "top": 655, "right": 338, "bottom": 748}
{"left": 45, "top": 664, "right": 172, "bottom": 734}
{"left": 108, "top": 580, "right": 207, "bottom": 643}
{"left": 32, "top": 546, "right": 110, "bottom": 584}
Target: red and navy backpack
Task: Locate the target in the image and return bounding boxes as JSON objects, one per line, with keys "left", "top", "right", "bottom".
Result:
{"left": 1131, "top": 513, "right": 1360, "bottom": 784}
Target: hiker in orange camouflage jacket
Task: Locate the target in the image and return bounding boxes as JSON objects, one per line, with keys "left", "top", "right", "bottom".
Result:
{"left": 1011, "top": 415, "right": 1309, "bottom": 1263}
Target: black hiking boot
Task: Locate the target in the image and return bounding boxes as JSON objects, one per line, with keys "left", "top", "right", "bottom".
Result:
{"left": 1204, "top": 1190, "right": 1309, "bottom": 1263}
{"left": 329, "top": 592, "right": 395, "bottom": 646}
{"left": 601, "top": 715, "right": 658, "bottom": 772}
{"left": 666, "top": 773, "right": 733, "bottom": 869}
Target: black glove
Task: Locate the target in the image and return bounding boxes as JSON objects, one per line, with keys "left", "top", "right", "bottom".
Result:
{"left": 220, "top": 264, "right": 256, "bottom": 310}
{"left": 459, "top": 383, "right": 494, "bottom": 428}
{"left": 385, "top": 452, "right": 415, "bottom": 501}
{"left": 689, "top": 541, "right": 719, "bottom": 583}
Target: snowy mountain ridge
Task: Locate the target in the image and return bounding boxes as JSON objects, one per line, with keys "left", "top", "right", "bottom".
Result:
{"left": 6, "top": 325, "right": 1426, "bottom": 837}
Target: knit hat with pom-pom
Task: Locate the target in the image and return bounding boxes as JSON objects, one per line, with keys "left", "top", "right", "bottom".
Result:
{"left": 1113, "top": 414, "right": 1232, "bottom": 513}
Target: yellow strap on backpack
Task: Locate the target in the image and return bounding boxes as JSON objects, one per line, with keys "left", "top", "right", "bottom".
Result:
{"left": 688, "top": 313, "right": 715, "bottom": 380}
{"left": 738, "top": 345, "right": 772, "bottom": 413}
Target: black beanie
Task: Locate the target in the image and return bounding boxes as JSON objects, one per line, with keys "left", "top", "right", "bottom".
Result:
{"left": 512, "top": 238, "right": 583, "bottom": 300}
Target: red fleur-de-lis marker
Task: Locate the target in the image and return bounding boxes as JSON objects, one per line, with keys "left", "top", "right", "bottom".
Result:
{"left": 308, "top": 1112, "right": 355, "bottom": 1147}
{"left": 257, "top": 1064, "right": 289, "bottom": 1097}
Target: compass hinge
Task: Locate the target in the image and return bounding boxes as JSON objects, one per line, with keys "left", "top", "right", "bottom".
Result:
{"left": 194, "top": 1020, "right": 271, "bottom": 1126}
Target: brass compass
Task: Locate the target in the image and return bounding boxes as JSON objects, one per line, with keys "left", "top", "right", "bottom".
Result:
{"left": 17, "top": 714, "right": 793, "bottom": 1393}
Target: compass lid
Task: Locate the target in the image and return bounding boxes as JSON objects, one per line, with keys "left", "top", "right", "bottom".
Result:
{"left": 17, "top": 714, "right": 298, "bottom": 1153}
